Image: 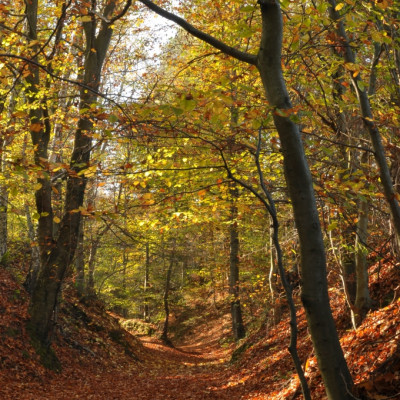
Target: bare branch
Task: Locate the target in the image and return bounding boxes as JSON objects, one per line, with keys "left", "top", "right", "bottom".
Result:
{"left": 137, "top": 0, "right": 257, "bottom": 65}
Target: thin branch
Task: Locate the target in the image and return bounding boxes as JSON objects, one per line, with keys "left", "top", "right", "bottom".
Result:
{"left": 108, "top": 0, "right": 132, "bottom": 24}
{"left": 0, "top": 53, "right": 134, "bottom": 125}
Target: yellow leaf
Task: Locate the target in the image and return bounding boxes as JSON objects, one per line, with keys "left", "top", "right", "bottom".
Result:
{"left": 12, "top": 111, "right": 27, "bottom": 118}
{"left": 335, "top": 3, "right": 345, "bottom": 11}
{"left": 53, "top": 216, "right": 61, "bottom": 224}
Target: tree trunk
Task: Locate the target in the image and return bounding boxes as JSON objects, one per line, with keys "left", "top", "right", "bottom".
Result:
{"left": 256, "top": 2, "right": 354, "bottom": 398}
{"left": 25, "top": 0, "right": 116, "bottom": 369}
{"left": 0, "top": 96, "right": 12, "bottom": 262}
{"left": 352, "top": 195, "right": 371, "bottom": 326}
{"left": 143, "top": 242, "right": 150, "bottom": 322}
{"left": 75, "top": 221, "right": 85, "bottom": 296}
{"left": 21, "top": 134, "right": 41, "bottom": 293}
{"left": 23, "top": 202, "right": 41, "bottom": 294}
{"left": 0, "top": 172, "right": 8, "bottom": 263}
{"left": 328, "top": 0, "right": 400, "bottom": 244}
{"left": 268, "top": 218, "right": 281, "bottom": 324}
{"left": 161, "top": 240, "right": 175, "bottom": 347}
{"left": 229, "top": 184, "right": 245, "bottom": 340}
{"left": 86, "top": 226, "right": 108, "bottom": 296}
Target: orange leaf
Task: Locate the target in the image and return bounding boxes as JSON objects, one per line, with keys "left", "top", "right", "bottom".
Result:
{"left": 30, "top": 123, "right": 43, "bottom": 133}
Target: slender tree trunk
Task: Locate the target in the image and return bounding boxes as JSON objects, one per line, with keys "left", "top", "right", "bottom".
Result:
{"left": 86, "top": 226, "right": 107, "bottom": 296}
{"left": 23, "top": 202, "right": 41, "bottom": 294}
{"left": 75, "top": 221, "right": 85, "bottom": 295}
{"left": 229, "top": 184, "right": 245, "bottom": 340}
{"left": 353, "top": 192, "right": 371, "bottom": 326}
{"left": 0, "top": 96, "right": 12, "bottom": 262}
{"left": 19, "top": 134, "right": 41, "bottom": 293}
{"left": 268, "top": 218, "right": 281, "bottom": 324}
{"left": 143, "top": 242, "right": 150, "bottom": 321}
{"left": 0, "top": 148, "right": 8, "bottom": 262}
{"left": 328, "top": 0, "right": 400, "bottom": 244}
{"left": 161, "top": 240, "right": 175, "bottom": 347}
{"left": 86, "top": 240, "right": 98, "bottom": 297}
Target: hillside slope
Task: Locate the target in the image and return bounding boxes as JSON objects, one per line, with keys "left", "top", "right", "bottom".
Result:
{"left": 1, "top": 256, "right": 400, "bottom": 399}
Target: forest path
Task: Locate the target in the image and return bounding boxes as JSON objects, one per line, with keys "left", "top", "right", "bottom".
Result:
{"left": 1, "top": 305, "right": 256, "bottom": 400}
{"left": 132, "top": 315, "right": 247, "bottom": 399}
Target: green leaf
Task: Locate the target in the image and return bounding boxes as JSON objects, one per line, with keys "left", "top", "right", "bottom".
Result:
{"left": 327, "top": 221, "right": 338, "bottom": 231}
{"left": 108, "top": 114, "right": 119, "bottom": 123}
{"left": 80, "top": 16, "right": 92, "bottom": 23}
{"left": 240, "top": 5, "right": 255, "bottom": 12}
{"left": 356, "top": 80, "right": 366, "bottom": 92}
{"left": 172, "top": 107, "right": 184, "bottom": 116}
{"left": 179, "top": 98, "right": 196, "bottom": 112}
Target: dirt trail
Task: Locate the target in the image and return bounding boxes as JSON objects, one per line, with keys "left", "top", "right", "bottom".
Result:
{"left": 133, "top": 315, "right": 245, "bottom": 400}
{"left": 1, "top": 309, "right": 254, "bottom": 399}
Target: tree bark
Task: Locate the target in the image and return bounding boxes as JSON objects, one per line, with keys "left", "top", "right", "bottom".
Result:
{"left": 256, "top": 3, "right": 353, "bottom": 398}
{"left": 328, "top": 0, "right": 400, "bottom": 244}
{"left": 353, "top": 191, "right": 371, "bottom": 326}
{"left": 75, "top": 221, "right": 85, "bottom": 296}
{"left": 0, "top": 133, "right": 9, "bottom": 262}
{"left": 161, "top": 240, "right": 175, "bottom": 347}
{"left": 143, "top": 242, "right": 150, "bottom": 322}
{"left": 86, "top": 225, "right": 108, "bottom": 296}
{"left": 25, "top": 0, "right": 117, "bottom": 368}
{"left": 229, "top": 184, "right": 246, "bottom": 340}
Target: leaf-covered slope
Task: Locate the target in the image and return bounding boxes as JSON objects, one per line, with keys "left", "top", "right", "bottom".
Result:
{"left": 1, "top": 256, "right": 400, "bottom": 399}
{"left": 227, "top": 256, "right": 400, "bottom": 399}
{"left": 0, "top": 267, "right": 144, "bottom": 399}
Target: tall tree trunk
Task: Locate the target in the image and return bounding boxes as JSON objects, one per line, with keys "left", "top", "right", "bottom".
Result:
{"left": 161, "top": 240, "right": 175, "bottom": 347}
{"left": 229, "top": 184, "right": 245, "bottom": 340}
{"left": 23, "top": 201, "right": 41, "bottom": 293}
{"left": 143, "top": 242, "right": 150, "bottom": 321}
{"left": 21, "top": 134, "right": 41, "bottom": 293}
{"left": 352, "top": 190, "right": 371, "bottom": 326}
{"left": 256, "top": 3, "right": 354, "bottom": 397}
{"left": 25, "top": 0, "right": 117, "bottom": 369}
{"left": 0, "top": 95, "right": 13, "bottom": 262}
{"left": 328, "top": 0, "right": 400, "bottom": 243}
{"left": 75, "top": 221, "right": 85, "bottom": 296}
{"left": 0, "top": 137, "right": 9, "bottom": 262}
{"left": 86, "top": 226, "right": 107, "bottom": 296}
{"left": 268, "top": 218, "right": 281, "bottom": 324}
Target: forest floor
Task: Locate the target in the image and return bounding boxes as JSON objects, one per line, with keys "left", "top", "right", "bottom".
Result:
{"left": 2, "top": 256, "right": 400, "bottom": 399}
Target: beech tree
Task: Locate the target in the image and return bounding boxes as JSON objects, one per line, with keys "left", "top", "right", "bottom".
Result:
{"left": 137, "top": 0, "right": 354, "bottom": 398}
{"left": 13, "top": 0, "right": 131, "bottom": 368}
